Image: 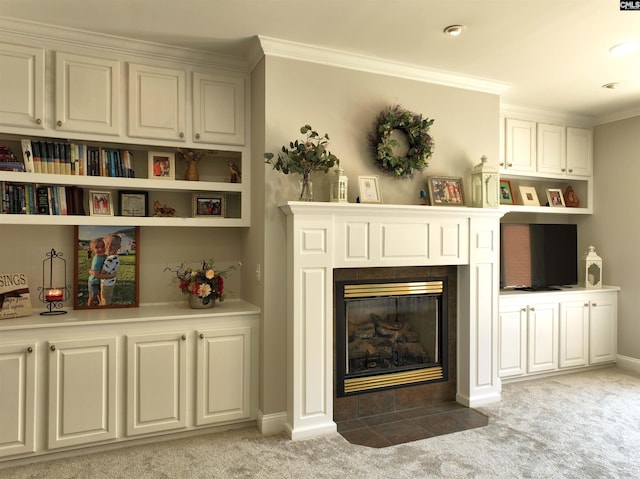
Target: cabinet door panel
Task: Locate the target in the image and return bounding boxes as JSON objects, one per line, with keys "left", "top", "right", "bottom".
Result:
{"left": 504, "top": 118, "right": 536, "bottom": 173}
{"left": 566, "top": 127, "right": 593, "bottom": 177}
{"left": 193, "top": 72, "right": 245, "bottom": 145}
{"left": 48, "top": 337, "right": 117, "bottom": 449}
{"left": 128, "top": 63, "right": 186, "bottom": 141}
{"left": 527, "top": 302, "right": 558, "bottom": 373}
{"left": 498, "top": 305, "right": 527, "bottom": 378}
{"left": 0, "top": 44, "right": 44, "bottom": 129}
{"left": 537, "top": 123, "right": 566, "bottom": 175}
{"left": 559, "top": 300, "right": 589, "bottom": 368}
{"left": 55, "top": 52, "right": 121, "bottom": 135}
{"left": 127, "top": 332, "right": 187, "bottom": 435}
{"left": 196, "top": 327, "right": 252, "bottom": 425}
{"left": 590, "top": 299, "right": 617, "bottom": 364}
{"left": 0, "top": 342, "right": 36, "bottom": 457}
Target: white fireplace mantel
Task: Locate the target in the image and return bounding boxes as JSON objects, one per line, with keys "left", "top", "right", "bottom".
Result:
{"left": 281, "top": 202, "right": 505, "bottom": 440}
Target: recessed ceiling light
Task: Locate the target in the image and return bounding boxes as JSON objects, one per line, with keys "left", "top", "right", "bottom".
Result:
{"left": 443, "top": 25, "right": 466, "bottom": 37}
{"left": 602, "top": 82, "right": 619, "bottom": 90}
{"left": 609, "top": 42, "right": 639, "bottom": 56}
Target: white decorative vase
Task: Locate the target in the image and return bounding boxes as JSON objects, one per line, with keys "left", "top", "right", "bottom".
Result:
{"left": 188, "top": 294, "right": 215, "bottom": 309}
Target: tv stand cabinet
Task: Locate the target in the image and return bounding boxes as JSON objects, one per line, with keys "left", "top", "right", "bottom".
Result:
{"left": 498, "top": 286, "right": 618, "bottom": 380}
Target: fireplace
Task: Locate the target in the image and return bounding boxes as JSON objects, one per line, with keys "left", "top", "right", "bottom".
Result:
{"left": 281, "top": 202, "right": 503, "bottom": 440}
{"left": 335, "top": 268, "right": 454, "bottom": 398}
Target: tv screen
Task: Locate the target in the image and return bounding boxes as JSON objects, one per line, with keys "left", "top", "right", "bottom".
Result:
{"left": 500, "top": 223, "right": 578, "bottom": 290}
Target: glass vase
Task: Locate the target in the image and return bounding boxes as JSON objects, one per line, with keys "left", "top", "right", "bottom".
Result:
{"left": 299, "top": 176, "right": 313, "bottom": 201}
{"left": 188, "top": 294, "right": 214, "bottom": 309}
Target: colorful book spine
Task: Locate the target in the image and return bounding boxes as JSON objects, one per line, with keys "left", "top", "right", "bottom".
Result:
{"left": 31, "top": 141, "right": 42, "bottom": 174}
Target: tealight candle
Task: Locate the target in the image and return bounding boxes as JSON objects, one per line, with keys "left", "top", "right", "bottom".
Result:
{"left": 45, "top": 288, "right": 64, "bottom": 302}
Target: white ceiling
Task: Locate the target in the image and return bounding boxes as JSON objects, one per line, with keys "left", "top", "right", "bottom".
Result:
{"left": 2, "top": 0, "right": 639, "bottom": 124}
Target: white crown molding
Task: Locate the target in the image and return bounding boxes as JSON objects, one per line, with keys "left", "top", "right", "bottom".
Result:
{"left": 0, "top": 16, "right": 248, "bottom": 72}
{"left": 594, "top": 107, "right": 640, "bottom": 125}
{"left": 257, "top": 36, "right": 510, "bottom": 96}
{"left": 500, "top": 103, "right": 596, "bottom": 127}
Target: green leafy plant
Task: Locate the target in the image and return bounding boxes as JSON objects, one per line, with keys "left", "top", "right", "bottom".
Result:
{"left": 264, "top": 125, "right": 340, "bottom": 200}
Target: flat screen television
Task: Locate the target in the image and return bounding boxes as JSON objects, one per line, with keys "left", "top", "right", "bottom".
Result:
{"left": 500, "top": 223, "right": 578, "bottom": 290}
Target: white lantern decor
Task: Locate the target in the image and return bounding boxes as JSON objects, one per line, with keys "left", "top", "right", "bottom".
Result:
{"left": 581, "top": 245, "right": 603, "bottom": 289}
{"left": 330, "top": 167, "right": 349, "bottom": 203}
{"left": 471, "top": 155, "right": 499, "bottom": 208}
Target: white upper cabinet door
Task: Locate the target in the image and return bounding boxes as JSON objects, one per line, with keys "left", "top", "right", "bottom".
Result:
{"left": 536, "top": 123, "right": 566, "bottom": 175}
{"left": 192, "top": 72, "right": 245, "bottom": 145}
{"left": 566, "top": 126, "right": 593, "bottom": 177}
{"left": 504, "top": 118, "right": 536, "bottom": 173}
{"left": 55, "top": 52, "right": 121, "bottom": 136}
{"left": 128, "top": 63, "right": 186, "bottom": 141}
{"left": 0, "top": 43, "right": 45, "bottom": 129}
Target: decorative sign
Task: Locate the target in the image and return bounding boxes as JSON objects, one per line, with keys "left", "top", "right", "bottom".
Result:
{"left": 0, "top": 272, "right": 33, "bottom": 319}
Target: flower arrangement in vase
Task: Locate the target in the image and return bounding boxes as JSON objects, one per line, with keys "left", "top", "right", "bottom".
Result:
{"left": 264, "top": 125, "right": 340, "bottom": 201}
{"left": 176, "top": 148, "right": 206, "bottom": 181}
{"left": 165, "top": 260, "right": 239, "bottom": 308}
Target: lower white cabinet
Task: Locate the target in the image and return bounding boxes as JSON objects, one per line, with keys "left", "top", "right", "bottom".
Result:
{"left": 0, "top": 342, "right": 36, "bottom": 458}
{"left": 48, "top": 337, "right": 117, "bottom": 449}
{"left": 126, "top": 332, "right": 188, "bottom": 436}
{"left": 499, "top": 287, "right": 618, "bottom": 380}
{"left": 0, "top": 301, "right": 259, "bottom": 463}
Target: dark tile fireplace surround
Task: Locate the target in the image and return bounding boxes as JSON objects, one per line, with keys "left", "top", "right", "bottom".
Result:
{"left": 333, "top": 266, "right": 488, "bottom": 447}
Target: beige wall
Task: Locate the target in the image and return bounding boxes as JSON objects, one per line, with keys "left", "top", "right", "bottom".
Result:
{"left": 254, "top": 55, "right": 500, "bottom": 416}
{"left": 579, "top": 115, "right": 640, "bottom": 360}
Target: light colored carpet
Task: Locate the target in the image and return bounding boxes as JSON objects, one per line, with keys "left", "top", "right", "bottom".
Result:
{"left": 2, "top": 366, "right": 639, "bottom": 478}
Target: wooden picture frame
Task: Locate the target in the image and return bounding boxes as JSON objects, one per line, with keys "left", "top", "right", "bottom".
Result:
{"left": 358, "top": 175, "right": 382, "bottom": 203}
{"left": 192, "top": 193, "right": 225, "bottom": 217}
{"left": 118, "top": 190, "right": 148, "bottom": 217}
{"left": 74, "top": 225, "right": 140, "bottom": 310}
{"left": 546, "top": 188, "right": 566, "bottom": 207}
{"left": 89, "top": 190, "right": 114, "bottom": 216}
{"left": 427, "top": 176, "right": 465, "bottom": 206}
{"left": 148, "top": 151, "right": 175, "bottom": 180}
{"left": 499, "top": 179, "right": 516, "bottom": 205}
{"left": 519, "top": 186, "right": 540, "bottom": 206}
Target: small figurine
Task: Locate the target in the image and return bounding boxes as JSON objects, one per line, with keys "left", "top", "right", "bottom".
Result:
{"left": 564, "top": 185, "right": 580, "bottom": 207}
{"left": 419, "top": 189, "right": 429, "bottom": 205}
{"left": 153, "top": 200, "right": 177, "bottom": 217}
{"left": 228, "top": 161, "right": 241, "bottom": 183}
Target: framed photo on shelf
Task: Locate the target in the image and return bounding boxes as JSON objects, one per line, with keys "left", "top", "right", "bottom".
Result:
{"left": 148, "top": 151, "right": 175, "bottom": 180}
{"left": 89, "top": 190, "right": 114, "bottom": 216}
{"left": 546, "top": 188, "right": 566, "bottom": 207}
{"left": 427, "top": 176, "right": 465, "bottom": 206}
{"left": 192, "top": 193, "right": 225, "bottom": 217}
{"left": 499, "top": 179, "right": 516, "bottom": 205}
{"left": 73, "top": 225, "right": 140, "bottom": 310}
{"left": 118, "top": 191, "right": 148, "bottom": 217}
{"left": 519, "top": 186, "right": 540, "bottom": 206}
{"left": 358, "top": 175, "right": 382, "bottom": 203}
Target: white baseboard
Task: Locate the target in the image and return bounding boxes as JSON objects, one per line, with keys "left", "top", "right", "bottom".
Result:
{"left": 616, "top": 355, "right": 640, "bottom": 375}
{"left": 256, "top": 410, "right": 287, "bottom": 436}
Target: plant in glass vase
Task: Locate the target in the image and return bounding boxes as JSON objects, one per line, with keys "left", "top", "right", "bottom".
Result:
{"left": 264, "top": 125, "right": 340, "bottom": 201}
{"left": 164, "top": 260, "right": 240, "bottom": 308}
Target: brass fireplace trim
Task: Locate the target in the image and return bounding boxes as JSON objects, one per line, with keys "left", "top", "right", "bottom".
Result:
{"left": 344, "top": 366, "right": 444, "bottom": 393}
{"left": 343, "top": 281, "right": 443, "bottom": 299}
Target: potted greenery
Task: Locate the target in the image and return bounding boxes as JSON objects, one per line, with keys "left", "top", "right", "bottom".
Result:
{"left": 264, "top": 125, "right": 340, "bottom": 201}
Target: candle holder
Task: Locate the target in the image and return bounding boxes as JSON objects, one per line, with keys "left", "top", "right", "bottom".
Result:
{"left": 38, "top": 249, "right": 71, "bottom": 316}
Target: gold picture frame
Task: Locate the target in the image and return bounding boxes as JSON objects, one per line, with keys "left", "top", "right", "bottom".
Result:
{"left": 427, "top": 176, "right": 465, "bottom": 206}
{"left": 192, "top": 193, "right": 225, "bottom": 217}
{"left": 148, "top": 151, "right": 175, "bottom": 180}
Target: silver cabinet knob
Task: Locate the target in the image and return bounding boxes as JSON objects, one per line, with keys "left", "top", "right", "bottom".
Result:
{"left": 27, "top": 346, "right": 33, "bottom": 353}
{"left": 181, "top": 335, "right": 187, "bottom": 341}
{"left": 36, "top": 118, "right": 42, "bottom": 125}
{"left": 50, "top": 345, "right": 56, "bottom": 351}
{"left": 195, "top": 133, "right": 201, "bottom": 140}
{"left": 57, "top": 120, "right": 62, "bottom": 127}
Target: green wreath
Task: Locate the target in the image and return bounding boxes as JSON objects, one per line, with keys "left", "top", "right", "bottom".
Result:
{"left": 369, "top": 105, "right": 435, "bottom": 178}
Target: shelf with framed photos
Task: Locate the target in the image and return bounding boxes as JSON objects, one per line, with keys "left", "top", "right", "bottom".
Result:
{"left": 498, "top": 172, "right": 592, "bottom": 215}
{"left": 0, "top": 134, "right": 248, "bottom": 227}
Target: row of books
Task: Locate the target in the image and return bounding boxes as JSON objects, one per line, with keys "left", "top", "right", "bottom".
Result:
{"left": 1, "top": 182, "right": 85, "bottom": 216}
{"left": 17, "top": 140, "right": 136, "bottom": 178}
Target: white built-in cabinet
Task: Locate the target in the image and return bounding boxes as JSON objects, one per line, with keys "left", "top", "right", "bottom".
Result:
{"left": 499, "top": 287, "right": 618, "bottom": 380}
{"left": 500, "top": 115, "right": 593, "bottom": 214}
{"left": 126, "top": 331, "right": 188, "bottom": 436}
{"left": 55, "top": 52, "right": 121, "bottom": 136}
{"left": 0, "top": 302, "right": 259, "bottom": 463}
{"left": 47, "top": 337, "right": 117, "bottom": 449}
{"left": 0, "top": 342, "right": 37, "bottom": 458}
{"left": 0, "top": 43, "right": 45, "bottom": 129}
{"left": 128, "top": 63, "right": 186, "bottom": 141}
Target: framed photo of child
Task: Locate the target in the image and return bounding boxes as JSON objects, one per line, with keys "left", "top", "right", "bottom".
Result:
{"left": 73, "top": 225, "right": 140, "bottom": 310}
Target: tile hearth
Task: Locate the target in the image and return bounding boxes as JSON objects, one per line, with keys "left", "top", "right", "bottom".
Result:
{"left": 337, "top": 402, "right": 488, "bottom": 448}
